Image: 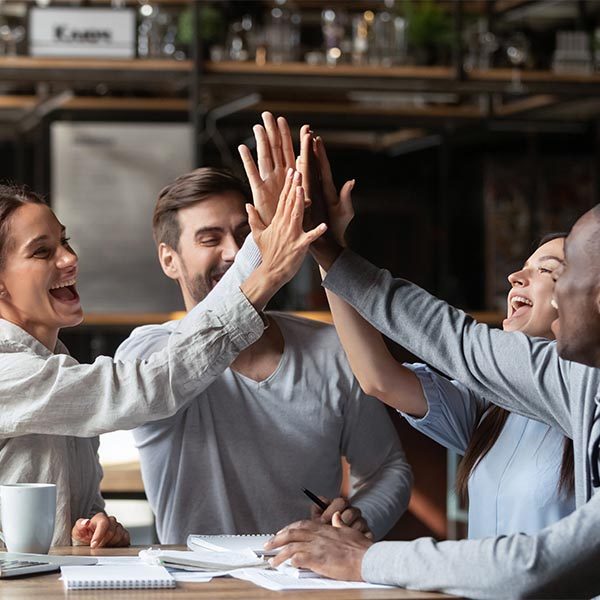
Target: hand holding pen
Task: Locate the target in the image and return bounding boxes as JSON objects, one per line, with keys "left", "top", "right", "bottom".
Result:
{"left": 302, "top": 487, "right": 373, "bottom": 539}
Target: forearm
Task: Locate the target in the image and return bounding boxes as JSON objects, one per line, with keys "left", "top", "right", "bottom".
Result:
{"left": 349, "top": 450, "right": 413, "bottom": 541}
{"left": 362, "top": 493, "right": 600, "bottom": 598}
{"left": 323, "top": 250, "right": 573, "bottom": 436}
{"left": 1, "top": 288, "right": 264, "bottom": 438}
{"left": 324, "top": 275, "right": 427, "bottom": 416}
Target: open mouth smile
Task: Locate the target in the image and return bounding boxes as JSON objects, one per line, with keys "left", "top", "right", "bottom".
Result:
{"left": 49, "top": 278, "right": 80, "bottom": 304}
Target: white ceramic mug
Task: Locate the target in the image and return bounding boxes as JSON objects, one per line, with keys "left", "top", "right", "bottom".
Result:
{"left": 0, "top": 483, "right": 56, "bottom": 554}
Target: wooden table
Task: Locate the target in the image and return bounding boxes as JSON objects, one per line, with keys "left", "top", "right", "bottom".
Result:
{"left": 0, "top": 546, "right": 456, "bottom": 599}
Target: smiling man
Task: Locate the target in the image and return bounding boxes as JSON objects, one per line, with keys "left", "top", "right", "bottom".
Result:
{"left": 115, "top": 165, "right": 412, "bottom": 543}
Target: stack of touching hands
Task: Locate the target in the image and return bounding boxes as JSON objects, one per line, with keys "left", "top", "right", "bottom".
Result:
{"left": 1, "top": 106, "right": 600, "bottom": 599}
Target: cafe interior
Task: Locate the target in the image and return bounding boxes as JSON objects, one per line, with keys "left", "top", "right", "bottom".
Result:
{"left": 0, "top": 0, "right": 599, "bottom": 595}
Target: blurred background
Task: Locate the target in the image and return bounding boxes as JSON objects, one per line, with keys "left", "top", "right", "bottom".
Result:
{"left": 1, "top": 0, "right": 597, "bottom": 544}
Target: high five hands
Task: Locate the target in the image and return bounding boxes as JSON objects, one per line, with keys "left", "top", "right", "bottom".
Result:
{"left": 239, "top": 112, "right": 355, "bottom": 271}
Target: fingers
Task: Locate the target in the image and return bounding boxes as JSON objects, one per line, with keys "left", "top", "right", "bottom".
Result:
{"left": 238, "top": 144, "right": 262, "bottom": 192}
{"left": 319, "top": 497, "right": 348, "bottom": 523}
{"left": 303, "top": 221, "right": 327, "bottom": 245}
{"left": 277, "top": 116, "right": 295, "bottom": 168}
{"left": 314, "top": 136, "right": 334, "bottom": 186}
{"left": 262, "top": 112, "right": 284, "bottom": 170}
{"left": 269, "top": 543, "right": 312, "bottom": 568}
{"left": 246, "top": 204, "right": 266, "bottom": 235}
{"left": 89, "top": 514, "right": 115, "bottom": 549}
{"left": 340, "top": 507, "right": 362, "bottom": 527}
{"left": 71, "top": 518, "right": 92, "bottom": 543}
{"left": 253, "top": 124, "right": 273, "bottom": 179}
{"left": 340, "top": 179, "right": 355, "bottom": 207}
{"left": 107, "top": 523, "right": 130, "bottom": 547}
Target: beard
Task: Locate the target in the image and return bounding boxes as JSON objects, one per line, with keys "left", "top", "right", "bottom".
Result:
{"left": 181, "top": 263, "right": 231, "bottom": 305}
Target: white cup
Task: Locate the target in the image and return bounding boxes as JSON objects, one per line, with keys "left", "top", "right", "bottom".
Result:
{"left": 0, "top": 483, "right": 56, "bottom": 554}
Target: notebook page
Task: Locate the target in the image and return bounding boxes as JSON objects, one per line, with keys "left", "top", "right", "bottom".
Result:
{"left": 187, "top": 534, "right": 276, "bottom": 555}
{"left": 60, "top": 565, "right": 175, "bottom": 589}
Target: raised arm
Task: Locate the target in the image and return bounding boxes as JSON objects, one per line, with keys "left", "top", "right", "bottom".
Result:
{"left": 308, "top": 133, "right": 428, "bottom": 417}
{"left": 2, "top": 170, "right": 326, "bottom": 439}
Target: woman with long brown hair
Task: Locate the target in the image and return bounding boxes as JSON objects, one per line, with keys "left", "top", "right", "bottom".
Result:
{"left": 316, "top": 142, "right": 574, "bottom": 536}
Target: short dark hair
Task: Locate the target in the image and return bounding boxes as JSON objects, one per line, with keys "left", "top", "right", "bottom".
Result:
{"left": 537, "top": 231, "right": 567, "bottom": 248}
{"left": 152, "top": 168, "right": 251, "bottom": 250}
{"left": 0, "top": 183, "right": 46, "bottom": 271}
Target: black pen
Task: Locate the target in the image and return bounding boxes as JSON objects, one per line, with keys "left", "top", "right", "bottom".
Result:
{"left": 302, "top": 487, "right": 329, "bottom": 511}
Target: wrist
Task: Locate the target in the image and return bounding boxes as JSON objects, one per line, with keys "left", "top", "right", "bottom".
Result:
{"left": 310, "top": 237, "right": 344, "bottom": 272}
{"left": 240, "top": 265, "right": 280, "bottom": 312}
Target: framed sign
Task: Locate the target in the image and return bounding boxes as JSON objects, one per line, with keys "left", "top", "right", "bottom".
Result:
{"left": 29, "top": 7, "right": 136, "bottom": 58}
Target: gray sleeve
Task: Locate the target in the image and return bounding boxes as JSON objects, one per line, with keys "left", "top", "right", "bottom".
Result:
{"left": 401, "top": 363, "right": 487, "bottom": 455}
{"left": 116, "top": 234, "right": 262, "bottom": 360}
{"left": 361, "top": 490, "right": 600, "bottom": 599}
{"left": 0, "top": 287, "right": 263, "bottom": 438}
{"left": 341, "top": 379, "right": 413, "bottom": 541}
{"left": 323, "top": 250, "right": 573, "bottom": 438}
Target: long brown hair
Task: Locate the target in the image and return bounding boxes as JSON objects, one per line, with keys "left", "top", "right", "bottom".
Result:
{"left": 456, "top": 232, "right": 574, "bottom": 502}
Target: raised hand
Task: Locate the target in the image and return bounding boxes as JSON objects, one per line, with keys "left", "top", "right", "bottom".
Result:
{"left": 264, "top": 518, "right": 373, "bottom": 581}
{"left": 314, "top": 135, "right": 355, "bottom": 246}
{"left": 238, "top": 112, "right": 296, "bottom": 226}
{"left": 71, "top": 512, "right": 130, "bottom": 549}
{"left": 247, "top": 168, "right": 327, "bottom": 288}
{"left": 310, "top": 495, "right": 373, "bottom": 539}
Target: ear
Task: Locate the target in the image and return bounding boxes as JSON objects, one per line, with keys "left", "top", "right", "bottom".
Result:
{"left": 157, "top": 243, "right": 182, "bottom": 282}
{"left": 0, "top": 282, "right": 7, "bottom": 300}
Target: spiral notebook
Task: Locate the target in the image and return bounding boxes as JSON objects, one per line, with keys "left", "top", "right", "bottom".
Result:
{"left": 60, "top": 565, "right": 175, "bottom": 590}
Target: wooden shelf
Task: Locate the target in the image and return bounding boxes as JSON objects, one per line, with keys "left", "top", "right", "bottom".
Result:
{"left": 205, "top": 61, "right": 454, "bottom": 80}
{"left": 0, "top": 56, "right": 192, "bottom": 85}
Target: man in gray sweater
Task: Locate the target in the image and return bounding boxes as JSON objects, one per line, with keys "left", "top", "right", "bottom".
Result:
{"left": 266, "top": 137, "right": 600, "bottom": 598}
{"left": 115, "top": 119, "right": 412, "bottom": 543}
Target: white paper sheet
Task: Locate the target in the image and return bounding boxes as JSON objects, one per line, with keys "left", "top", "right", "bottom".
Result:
{"left": 231, "top": 568, "right": 394, "bottom": 591}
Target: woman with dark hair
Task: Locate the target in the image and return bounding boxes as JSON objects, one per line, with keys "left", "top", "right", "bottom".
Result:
{"left": 317, "top": 155, "right": 574, "bottom": 537}
{"left": 0, "top": 175, "right": 323, "bottom": 548}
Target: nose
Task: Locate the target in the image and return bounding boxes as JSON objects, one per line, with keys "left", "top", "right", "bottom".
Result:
{"left": 508, "top": 267, "right": 527, "bottom": 287}
{"left": 221, "top": 236, "right": 241, "bottom": 263}
{"left": 56, "top": 244, "right": 78, "bottom": 270}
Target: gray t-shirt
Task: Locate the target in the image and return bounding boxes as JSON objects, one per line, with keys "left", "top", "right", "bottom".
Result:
{"left": 119, "top": 312, "right": 412, "bottom": 543}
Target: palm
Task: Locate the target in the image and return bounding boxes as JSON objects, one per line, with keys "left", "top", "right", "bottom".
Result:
{"left": 239, "top": 113, "right": 296, "bottom": 226}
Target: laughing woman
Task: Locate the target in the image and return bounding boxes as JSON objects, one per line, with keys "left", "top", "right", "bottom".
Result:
{"left": 314, "top": 140, "right": 574, "bottom": 537}
{"left": 0, "top": 177, "right": 322, "bottom": 547}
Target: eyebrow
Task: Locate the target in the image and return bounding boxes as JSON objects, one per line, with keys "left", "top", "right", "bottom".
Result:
{"left": 24, "top": 226, "right": 66, "bottom": 250}
{"left": 193, "top": 222, "right": 249, "bottom": 238}
{"left": 537, "top": 255, "right": 565, "bottom": 264}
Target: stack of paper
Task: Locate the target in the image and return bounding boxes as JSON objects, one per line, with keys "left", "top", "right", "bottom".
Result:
{"left": 155, "top": 549, "right": 266, "bottom": 571}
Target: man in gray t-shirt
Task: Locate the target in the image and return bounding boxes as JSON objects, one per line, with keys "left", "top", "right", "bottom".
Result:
{"left": 116, "top": 162, "right": 411, "bottom": 543}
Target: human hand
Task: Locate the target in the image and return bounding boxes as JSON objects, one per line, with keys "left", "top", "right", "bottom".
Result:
{"left": 246, "top": 169, "right": 326, "bottom": 294}
{"left": 238, "top": 112, "right": 296, "bottom": 226}
{"left": 265, "top": 516, "right": 373, "bottom": 581}
{"left": 310, "top": 496, "right": 373, "bottom": 539}
{"left": 71, "top": 513, "right": 130, "bottom": 549}
{"left": 313, "top": 135, "right": 355, "bottom": 246}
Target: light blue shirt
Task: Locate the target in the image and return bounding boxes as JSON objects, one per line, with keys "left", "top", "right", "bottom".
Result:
{"left": 401, "top": 363, "right": 575, "bottom": 538}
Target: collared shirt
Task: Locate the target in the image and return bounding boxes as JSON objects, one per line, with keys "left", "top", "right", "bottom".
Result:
{"left": 402, "top": 363, "right": 575, "bottom": 538}
{"left": 0, "top": 287, "right": 264, "bottom": 545}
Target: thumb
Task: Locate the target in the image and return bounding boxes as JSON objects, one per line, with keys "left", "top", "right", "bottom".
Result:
{"left": 332, "top": 511, "right": 349, "bottom": 529}
{"left": 339, "top": 180, "right": 355, "bottom": 211}
{"left": 303, "top": 222, "right": 327, "bottom": 245}
{"left": 246, "top": 204, "right": 266, "bottom": 234}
